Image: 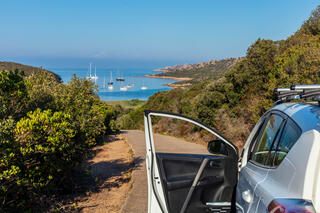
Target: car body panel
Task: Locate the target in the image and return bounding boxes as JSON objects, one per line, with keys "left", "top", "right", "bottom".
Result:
{"left": 255, "top": 130, "right": 320, "bottom": 212}
{"left": 236, "top": 162, "right": 269, "bottom": 213}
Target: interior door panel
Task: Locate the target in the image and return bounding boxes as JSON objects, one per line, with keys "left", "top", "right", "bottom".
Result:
{"left": 156, "top": 153, "right": 238, "bottom": 213}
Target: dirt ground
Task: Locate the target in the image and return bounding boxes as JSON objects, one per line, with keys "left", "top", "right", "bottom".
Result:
{"left": 55, "top": 133, "right": 134, "bottom": 213}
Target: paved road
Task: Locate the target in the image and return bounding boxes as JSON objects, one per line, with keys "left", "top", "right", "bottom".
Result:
{"left": 121, "top": 130, "right": 208, "bottom": 213}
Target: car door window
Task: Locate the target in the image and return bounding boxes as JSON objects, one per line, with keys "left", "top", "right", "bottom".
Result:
{"left": 267, "top": 119, "right": 301, "bottom": 167}
{"left": 251, "top": 114, "right": 284, "bottom": 165}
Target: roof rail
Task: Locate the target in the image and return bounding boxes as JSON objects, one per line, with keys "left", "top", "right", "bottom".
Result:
{"left": 274, "top": 84, "right": 320, "bottom": 106}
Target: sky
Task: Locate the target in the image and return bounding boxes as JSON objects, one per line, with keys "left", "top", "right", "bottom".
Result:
{"left": 0, "top": 0, "right": 319, "bottom": 69}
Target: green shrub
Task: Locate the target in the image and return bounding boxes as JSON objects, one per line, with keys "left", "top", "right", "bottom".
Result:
{"left": 0, "top": 117, "right": 23, "bottom": 210}
{"left": 1, "top": 109, "right": 76, "bottom": 210}
{"left": 0, "top": 70, "right": 29, "bottom": 120}
{"left": 0, "top": 71, "right": 119, "bottom": 211}
{"left": 25, "top": 71, "right": 59, "bottom": 111}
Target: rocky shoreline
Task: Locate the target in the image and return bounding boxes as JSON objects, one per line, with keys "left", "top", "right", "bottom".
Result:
{"left": 143, "top": 74, "right": 192, "bottom": 81}
{"left": 164, "top": 82, "right": 192, "bottom": 88}
{"left": 134, "top": 74, "right": 192, "bottom": 88}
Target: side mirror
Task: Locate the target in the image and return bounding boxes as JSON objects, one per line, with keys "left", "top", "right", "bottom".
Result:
{"left": 207, "top": 139, "right": 228, "bottom": 156}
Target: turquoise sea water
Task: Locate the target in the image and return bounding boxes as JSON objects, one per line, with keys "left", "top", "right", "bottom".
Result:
{"left": 50, "top": 68, "right": 176, "bottom": 101}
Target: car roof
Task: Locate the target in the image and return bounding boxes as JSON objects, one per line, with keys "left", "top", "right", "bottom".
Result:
{"left": 271, "top": 102, "right": 320, "bottom": 133}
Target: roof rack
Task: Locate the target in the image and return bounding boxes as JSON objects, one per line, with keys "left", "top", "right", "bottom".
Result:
{"left": 274, "top": 84, "right": 320, "bottom": 106}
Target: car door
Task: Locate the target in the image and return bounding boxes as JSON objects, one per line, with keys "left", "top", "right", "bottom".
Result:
{"left": 144, "top": 110, "right": 239, "bottom": 213}
{"left": 236, "top": 111, "right": 286, "bottom": 213}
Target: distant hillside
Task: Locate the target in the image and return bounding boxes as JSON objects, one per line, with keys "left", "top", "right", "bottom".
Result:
{"left": 149, "top": 58, "right": 239, "bottom": 86}
{"left": 0, "top": 61, "right": 62, "bottom": 82}
{"left": 119, "top": 5, "right": 320, "bottom": 148}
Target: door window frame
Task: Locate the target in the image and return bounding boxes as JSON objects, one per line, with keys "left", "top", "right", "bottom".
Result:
{"left": 146, "top": 110, "right": 239, "bottom": 156}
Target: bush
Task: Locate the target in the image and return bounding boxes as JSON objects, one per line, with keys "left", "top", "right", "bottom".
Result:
{"left": 0, "top": 70, "right": 29, "bottom": 120}
{"left": 0, "top": 117, "right": 22, "bottom": 210}
{"left": 27, "top": 73, "right": 118, "bottom": 145}
{"left": 0, "top": 109, "right": 76, "bottom": 211}
{"left": 0, "top": 70, "right": 119, "bottom": 211}
{"left": 15, "top": 109, "right": 76, "bottom": 186}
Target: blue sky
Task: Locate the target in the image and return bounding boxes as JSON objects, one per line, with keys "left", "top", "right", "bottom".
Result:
{"left": 0, "top": 0, "right": 319, "bottom": 68}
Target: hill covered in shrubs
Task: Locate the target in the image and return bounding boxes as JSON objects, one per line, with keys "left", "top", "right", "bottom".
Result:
{"left": 0, "top": 61, "right": 62, "bottom": 82}
{"left": 119, "top": 6, "right": 320, "bottom": 147}
{"left": 151, "top": 58, "right": 239, "bottom": 86}
{"left": 0, "top": 70, "right": 118, "bottom": 211}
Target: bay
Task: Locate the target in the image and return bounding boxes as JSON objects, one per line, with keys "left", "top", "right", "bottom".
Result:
{"left": 50, "top": 67, "right": 176, "bottom": 101}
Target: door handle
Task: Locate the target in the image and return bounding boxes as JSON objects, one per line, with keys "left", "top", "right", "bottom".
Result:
{"left": 242, "top": 190, "right": 252, "bottom": 203}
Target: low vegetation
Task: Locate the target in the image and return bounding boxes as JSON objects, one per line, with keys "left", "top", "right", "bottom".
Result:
{"left": 0, "top": 70, "right": 118, "bottom": 211}
{"left": 0, "top": 61, "right": 62, "bottom": 82}
{"left": 153, "top": 58, "right": 239, "bottom": 86}
{"left": 120, "top": 6, "right": 320, "bottom": 148}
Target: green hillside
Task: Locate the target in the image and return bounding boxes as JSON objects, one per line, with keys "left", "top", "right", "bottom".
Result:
{"left": 119, "top": 5, "right": 320, "bottom": 148}
{"left": 0, "top": 61, "right": 62, "bottom": 82}
{"left": 153, "top": 58, "right": 239, "bottom": 85}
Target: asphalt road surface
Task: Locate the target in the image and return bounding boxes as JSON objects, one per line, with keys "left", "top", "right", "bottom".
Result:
{"left": 121, "top": 130, "right": 208, "bottom": 213}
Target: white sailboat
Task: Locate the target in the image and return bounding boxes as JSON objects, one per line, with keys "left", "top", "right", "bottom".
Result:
{"left": 103, "top": 77, "right": 106, "bottom": 89}
{"left": 86, "top": 63, "right": 98, "bottom": 80}
{"left": 120, "top": 86, "right": 127, "bottom": 91}
{"left": 91, "top": 67, "right": 98, "bottom": 80}
{"left": 141, "top": 80, "right": 148, "bottom": 90}
{"left": 108, "top": 85, "right": 114, "bottom": 90}
{"left": 126, "top": 82, "right": 134, "bottom": 89}
{"left": 86, "top": 63, "right": 93, "bottom": 79}
{"left": 108, "top": 72, "right": 114, "bottom": 85}
{"left": 120, "top": 82, "right": 127, "bottom": 91}
{"left": 107, "top": 72, "right": 114, "bottom": 90}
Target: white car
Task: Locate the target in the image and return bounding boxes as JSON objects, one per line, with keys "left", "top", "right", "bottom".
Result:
{"left": 144, "top": 84, "right": 320, "bottom": 213}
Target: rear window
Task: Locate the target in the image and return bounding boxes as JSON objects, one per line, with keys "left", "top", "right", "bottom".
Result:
{"left": 267, "top": 119, "right": 301, "bottom": 167}
{"left": 251, "top": 114, "right": 284, "bottom": 165}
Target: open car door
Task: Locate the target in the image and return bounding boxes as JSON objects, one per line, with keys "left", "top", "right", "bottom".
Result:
{"left": 144, "top": 111, "right": 239, "bottom": 213}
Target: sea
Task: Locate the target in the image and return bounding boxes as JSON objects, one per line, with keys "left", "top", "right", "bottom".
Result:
{"left": 50, "top": 68, "right": 176, "bottom": 101}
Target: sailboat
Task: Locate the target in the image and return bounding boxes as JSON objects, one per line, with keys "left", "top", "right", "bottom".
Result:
{"left": 86, "top": 63, "right": 98, "bottom": 80}
{"left": 107, "top": 72, "right": 114, "bottom": 90}
{"left": 86, "top": 63, "right": 93, "bottom": 79}
{"left": 120, "top": 82, "right": 127, "bottom": 91}
{"left": 116, "top": 70, "right": 125, "bottom": 81}
{"left": 120, "top": 86, "right": 127, "bottom": 91}
{"left": 91, "top": 67, "right": 98, "bottom": 80}
{"left": 116, "top": 77, "right": 125, "bottom": 81}
{"left": 126, "top": 81, "right": 134, "bottom": 89}
{"left": 108, "top": 72, "right": 113, "bottom": 85}
{"left": 141, "top": 80, "right": 148, "bottom": 90}
{"left": 103, "top": 77, "right": 106, "bottom": 89}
